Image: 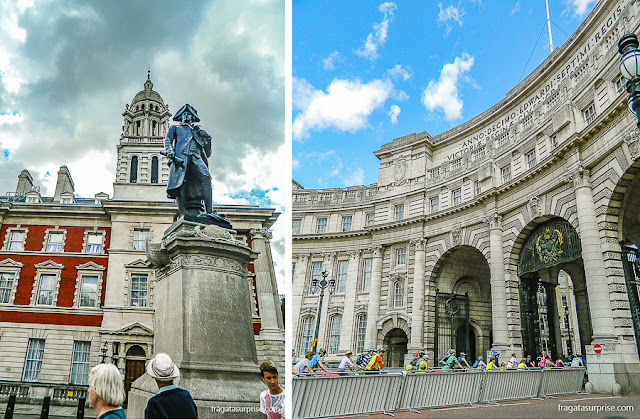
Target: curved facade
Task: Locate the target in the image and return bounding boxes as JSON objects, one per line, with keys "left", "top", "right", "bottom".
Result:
{"left": 292, "top": 0, "right": 640, "bottom": 393}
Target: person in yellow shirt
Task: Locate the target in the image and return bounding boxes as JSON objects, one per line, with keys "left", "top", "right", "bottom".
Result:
{"left": 517, "top": 360, "right": 526, "bottom": 370}
{"left": 486, "top": 357, "right": 496, "bottom": 371}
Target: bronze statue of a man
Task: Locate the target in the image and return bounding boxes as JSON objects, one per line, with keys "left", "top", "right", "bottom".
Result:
{"left": 164, "top": 104, "right": 230, "bottom": 228}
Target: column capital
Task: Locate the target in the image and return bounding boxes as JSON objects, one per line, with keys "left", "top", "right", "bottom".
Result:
{"left": 347, "top": 250, "right": 361, "bottom": 260}
{"left": 367, "top": 244, "right": 383, "bottom": 257}
{"left": 249, "top": 228, "right": 270, "bottom": 240}
{"left": 322, "top": 252, "right": 337, "bottom": 261}
{"left": 564, "top": 165, "right": 590, "bottom": 189}
{"left": 483, "top": 212, "right": 503, "bottom": 229}
{"left": 624, "top": 128, "right": 640, "bottom": 160}
{"left": 409, "top": 238, "right": 427, "bottom": 251}
{"left": 295, "top": 253, "right": 311, "bottom": 263}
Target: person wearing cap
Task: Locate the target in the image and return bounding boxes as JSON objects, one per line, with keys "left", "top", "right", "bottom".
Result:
{"left": 337, "top": 350, "right": 355, "bottom": 375}
{"left": 259, "top": 361, "right": 284, "bottom": 419}
{"left": 144, "top": 353, "right": 197, "bottom": 419}
{"left": 473, "top": 356, "right": 486, "bottom": 370}
{"left": 525, "top": 355, "right": 536, "bottom": 368}
{"left": 87, "top": 363, "right": 126, "bottom": 419}
{"left": 366, "top": 349, "right": 385, "bottom": 372}
{"left": 357, "top": 348, "right": 375, "bottom": 370}
{"left": 443, "top": 349, "right": 463, "bottom": 370}
{"left": 457, "top": 352, "right": 471, "bottom": 369}
{"left": 309, "top": 348, "right": 329, "bottom": 373}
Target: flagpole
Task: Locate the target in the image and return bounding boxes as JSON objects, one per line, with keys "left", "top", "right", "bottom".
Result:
{"left": 546, "top": 0, "right": 554, "bottom": 52}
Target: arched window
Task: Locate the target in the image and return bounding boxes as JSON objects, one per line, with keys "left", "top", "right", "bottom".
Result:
{"left": 126, "top": 345, "right": 145, "bottom": 357}
{"left": 355, "top": 313, "right": 367, "bottom": 354}
{"left": 130, "top": 156, "right": 138, "bottom": 183}
{"left": 394, "top": 280, "right": 404, "bottom": 307}
{"left": 299, "top": 316, "right": 315, "bottom": 354}
{"left": 151, "top": 156, "right": 159, "bottom": 184}
{"left": 328, "top": 314, "right": 342, "bottom": 354}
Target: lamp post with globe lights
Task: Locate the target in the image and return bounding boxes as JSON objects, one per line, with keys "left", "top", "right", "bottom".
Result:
{"left": 310, "top": 270, "right": 335, "bottom": 354}
{"left": 618, "top": 33, "right": 640, "bottom": 127}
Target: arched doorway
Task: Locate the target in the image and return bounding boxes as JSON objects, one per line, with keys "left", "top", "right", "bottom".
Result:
{"left": 517, "top": 218, "right": 591, "bottom": 360}
{"left": 383, "top": 328, "right": 408, "bottom": 368}
{"left": 124, "top": 345, "right": 146, "bottom": 400}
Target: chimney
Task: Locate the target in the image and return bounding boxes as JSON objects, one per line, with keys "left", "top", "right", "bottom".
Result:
{"left": 54, "top": 165, "right": 75, "bottom": 202}
{"left": 15, "top": 170, "right": 34, "bottom": 196}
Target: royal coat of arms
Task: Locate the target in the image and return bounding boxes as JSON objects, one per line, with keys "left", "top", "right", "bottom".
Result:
{"left": 535, "top": 227, "right": 564, "bottom": 264}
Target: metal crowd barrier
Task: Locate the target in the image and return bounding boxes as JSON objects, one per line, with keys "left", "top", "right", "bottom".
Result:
{"left": 292, "top": 367, "right": 587, "bottom": 418}
{"left": 292, "top": 372, "right": 403, "bottom": 418}
{"left": 397, "top": 370, "right": 484, "bottom": 410}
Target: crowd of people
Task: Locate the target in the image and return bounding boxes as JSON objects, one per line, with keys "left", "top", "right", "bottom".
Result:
{"left": 292, "top": 348, "right": 388, "bottom": 376}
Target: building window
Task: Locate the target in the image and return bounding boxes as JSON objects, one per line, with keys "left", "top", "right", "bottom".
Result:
{"left": 292, "top": 262, "right": 296, "bottom": 279}
{"left": 7, "top": 230, "right": 26, "bottom": 251}
{"left": 474, "top": 181, "right": 481, "bottom": 196}
{"left": 564, "top": 316, "right": 570, "bottom": 330}
{"left": 501, "top": 165, "right": 512, "bottom": 183}
{"left": 79, "top": 276, "right": 98, "bottom": 307}
{"left": 526, "top": 150, "right": 537, "bottom": 169}
{"left": 394, "top": 205, "right": 404, "bottom": 221}
{"left": 70, "top": 341, "right": 91, "bottom": 385}
{"left": 151, "top": 156, "right": 159, "bottom": 184}
{"left": 365, "top": 213, "right": 375, "bottom": 226}
{"left": 300, "top": 316, "right": 315, "bottom": 353}
{"left": 23, "top": 339, "right": 45, "bottom": 382}
{"left": 316, "top": 218, "right": 327, "bottom": 234}
{"left": 336, "top": 260, "right": 348, "bottom": 293}
{"left": 292, "top": 220, "right": 302, "bottom": 235}
{"left": 37, "top": 274, "right": 56, "bottom": 305}
{"left": 552, "top": 135, "right": 558, "bottom": 148}
{"left": 430, "top": 197, "right": 439, "bottom": 213}
{"left": 451, "top": 158, "right": 462, "bottom": 170}
{"left": 396, "top": 247, "right": 406, "bottom": 266}
{"left": 355, "top": 314, "right": 367, "bottom": 354}
{"left": 133, "top": 229, "right": 149, "bottom": 251}
{"left": 85, "top": 232, "right": 104, "bottom": 254}
{"left": 0, "top": 273, "right": 15, "bottom": 304}
{"left": 344, "top": 190, "right": 357, "bottom": 199}
{"left": 561, "top": 295, "right": 568, "bottom": 306}
{"left": 45, "top": 231, "right": 65, "bottom": 252}
{"left": 362, "top": 258, "right": 372, "bottom": 292}
{"left": 342, "top": 216, "right": 352, "bottom": 232}
{"left": 583, "top": 103, "right": 597, "bottom": 125}
{"left": 130, "top": 156, "right": 138, "bottom": 183}
{"left": 328, "top": 315, "right": 342, "bottom": 354}
{"left": 310, "top": 262, "right": 322, "bottom": 295}
{"left": 452, "top": 189, "right": 461, "bottom": 206}
{"left": 616, "top": 76, "right": 626, "bottom": 94}
{"left": 394, "top": 280, "right": 404, "bottom": 307}
{"left": 130, "top": 274, "right": 148, "bottom": 307}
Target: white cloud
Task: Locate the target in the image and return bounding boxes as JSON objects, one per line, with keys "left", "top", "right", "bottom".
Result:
{"left": 343, "top": 167, "right": 365, "bottom": 186}
{"left": 438, "top": 3, "right": 464, "bottom": 37}
{"left": 387, "top": 64, "right": 412, "bottom": 81}
{"left": 568, "top": 0, "right": 597, "bottom": 16}
{"left": 0, "top": 112, "right": 23, "bottom": 126}
{"left": 388, "top": 104, "right": 400, "bottom": 125}
{"left": 293, "top": 77, "right": 393, "bottom": 139}
{"left": 356, "top": 2, "right": 397, "bottom": 60}
{"left": 323, "top": 51, "right": 344, "bottom": 70}
{"left": 292, "top": 159, "right": 301, "bottom": 169}
{"left": 422, "top": 53, "right": 474, "bottom": 121}
{"left": 292, "top": 77, "right": 316, "bottom": 110}
{"left": 511, "top": 1, "right": 521, "bottom": 14}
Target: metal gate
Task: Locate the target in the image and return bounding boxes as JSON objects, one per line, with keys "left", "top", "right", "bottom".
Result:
{"left": 434, "top": 291, "right": 469, "bottom": 361}
{"left": 620, "top": 244, "right": 640, "bottom": 362}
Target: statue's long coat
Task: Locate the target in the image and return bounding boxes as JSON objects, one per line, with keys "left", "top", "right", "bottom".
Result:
{"left": 164, "top": 123, "right": 212, "bottom": 199}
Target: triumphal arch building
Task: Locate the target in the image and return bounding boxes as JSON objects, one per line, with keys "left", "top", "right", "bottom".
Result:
{"left": 292, "top": 0, "right": 640, "bottom": 393}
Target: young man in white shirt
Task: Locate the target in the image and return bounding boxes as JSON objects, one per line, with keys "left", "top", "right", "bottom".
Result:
{"left": 260, "top": 361, "right": 284, "bottom": 419}
{"left": 337, "top": 350, "right": 355, "bottom": 375}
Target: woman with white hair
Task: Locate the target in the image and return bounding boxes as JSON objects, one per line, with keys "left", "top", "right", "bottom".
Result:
{"left": 88, "top": 363, "right": 127, "bottom": 419}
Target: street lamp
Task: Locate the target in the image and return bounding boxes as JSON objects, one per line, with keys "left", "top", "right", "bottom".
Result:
{"left": 618, "top": 33, "right": 640, "bottom": 127}
{"left": 310, "top": 270, "right": 335, "bottom": 353}
{"left": 563, "top": 303, "right": 573, "bottom": 356}
{"left": 100, "top": 341, "right": 108, "bottom": 363}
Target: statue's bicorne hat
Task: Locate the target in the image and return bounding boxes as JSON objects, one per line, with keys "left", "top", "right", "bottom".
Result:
{"left": 173, "top": 103, "right": 200, "bottom": 122}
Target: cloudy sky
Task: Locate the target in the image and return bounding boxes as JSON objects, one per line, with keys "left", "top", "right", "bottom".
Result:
{"left": 293, "top": 0, "right": 599, "bottom": 188}
{"left": 0, "top": 0, "right": 287, "bottom": 288}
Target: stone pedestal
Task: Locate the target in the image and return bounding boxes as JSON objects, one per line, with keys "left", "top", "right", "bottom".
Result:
{"left": 127, "top": 220, "right": 264, "bottom": 418}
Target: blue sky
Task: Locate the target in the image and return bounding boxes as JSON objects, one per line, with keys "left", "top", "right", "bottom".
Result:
{"left": 293, "top": 0, "right": 599, "bottom": 189}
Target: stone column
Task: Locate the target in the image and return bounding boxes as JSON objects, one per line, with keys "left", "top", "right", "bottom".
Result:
{"left": 339, "top": 250, "right": 361, "bottom": 353}
{"left": 292, "top": 253, "right": 310, "bottom": 354}
{"left": 250, "top": 228, "right": 284, "bottom": 338}
{"left": 410, "top": 238, "right": 426, "bottom": 351}
{"left": 566, "top": 166, "right": 617, "bottom": 338}
{"left": 364, "top": 245, "right": 383, "bottom": 349}
{"left": 484, "top": 213, "right": 510, "bottom": 350}
{"left": 316, "top": 252, "right": 336, "bottom": 351}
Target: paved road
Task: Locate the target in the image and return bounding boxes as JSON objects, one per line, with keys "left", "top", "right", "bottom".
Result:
{"left": 362, "top": 394, "right": 640, "bottom": 419}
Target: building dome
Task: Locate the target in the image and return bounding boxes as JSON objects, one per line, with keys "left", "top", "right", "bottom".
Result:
{"left": 130, "top": 70, "right": 166, "bottom": 111}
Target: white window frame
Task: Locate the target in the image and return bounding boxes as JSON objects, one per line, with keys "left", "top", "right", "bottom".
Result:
{"left": 452, "top": 189, "right": 461, "bottom": 206}
{"left": 0, "top": 259, "right": 23, "bottom": 305}
{"left": 583, "top": 103, "right": 597, "bottom": 125}
{"left": 70, "top": 341, "right": 91, "bottom": 385}
{"left": 3, "top": 227, "right": 28, "bottom": 251}
{"left": 341, "top": 216, "right": 352, "bottom": 232}
{"left": 129, "top": 273, "right": 149, "bottom": 307}
{"left": 42, "top": 228, "right": 66, "bottom": 253}
{"left": 83, "top": 229, "right": 106, "bottom": 254}
{"left": 292, "top": 219, "right": 302, "bottom": 235}
{"left": 395, "top": 247, "right": 406, "bottom": 266}
{"left": 328, "top": 314, "right": 342, "bottom": 354}
{"left": 123, "top": 261, "right": 154, "bottom": 308}
{"left": 355, "top": 313, "right": 367, "bottom": 354}
{"left": 299, "top": 316, "right": 315, "bottom": 354}
{"left": 316, "top": 218, "right": 328, "bottom": 234}
{"left": 23, "top": 338, "right": 45, "bottom": 382}
{"left": 502, "top": 164, "right": 512, "bottom": 183}
{"left": 430, "top": 197, "right": 439, "bottom": 213}
{"left": 615, "top": 76, "right": 626, "bottom": 95}
{"left": 361, "top": 258, "right": 372, "bottom": 292}
{"left": 474, "top": 181, "right": 481, "bottom": 196}
{"left": 30, "top": 260, "right": 64, "bottom": 306}
{"left": 365, "top": 213, "right": 375, "bottom": 226}
{"left": 336, "top": 260, "right": 348, "bottom": 293}
{"left": 393, "top": 279, "right": 405, "bottom": 308}
{"left": 394, "top": 204, "right": 404, "bottom": 221}
{"left": 132, "top": 228, "right": 150, "bottom": 251}
{"left": 73, "top": 262, "right": 106, "bottom": 308}
{"left": 526, "top": 149, "right": 537, "bottom": 169}
{"left": 309, "top": 261, "right": 323, "bottom": 295}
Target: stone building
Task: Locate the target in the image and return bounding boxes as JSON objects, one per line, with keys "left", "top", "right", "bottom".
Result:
{"left": 0, "top": 75, "right": 284, "bottom": 402}
{"left": 293, "top": 0, "right": 640, "bottom": 394}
